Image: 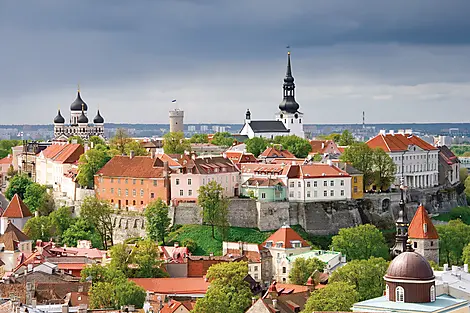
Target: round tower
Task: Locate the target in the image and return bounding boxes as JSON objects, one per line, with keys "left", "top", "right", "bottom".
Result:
{"left": 169, "top": 108, "right": 184, "bottom": 133}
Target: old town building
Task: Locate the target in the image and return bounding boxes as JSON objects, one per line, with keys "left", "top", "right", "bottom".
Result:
{"left": 408, "top": 205, "right": 440, "bottom": 264}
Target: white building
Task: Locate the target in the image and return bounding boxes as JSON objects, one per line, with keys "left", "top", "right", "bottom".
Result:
{"left": 169, "top": 107, "right": 184, "bottom": 133}
{"left": 239, "top": 51, "right": 304, "bottom": 139}
{"left": 53, "top": 88, "right": 105, "bottom": 141}
{"left": 367, "top": 130, "right": 439, "bottom": 188}
{"left": 287, "top": 249, "right": 347, "bottom": 274}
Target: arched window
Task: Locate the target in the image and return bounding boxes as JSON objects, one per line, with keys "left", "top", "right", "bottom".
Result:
{"left": 386, "top": 285, "right": 390, "bottom": 300}
{"left": 430, "top": 285, "right": 435, "bottom": 302}
{"left": 396, "top": 286, "right": 404, "bottom": 302}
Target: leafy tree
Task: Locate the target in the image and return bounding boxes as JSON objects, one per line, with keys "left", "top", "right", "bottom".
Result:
{"left": 144, "top": 199, "right": 171, "bottom": 245}
{"left": 114, "top": 280, "right": 146, "bottom": 309}
{"left": 338, "top": 130, "right": 355, "bottom": 146}
{"left": 289, "top": 257, "right": 325, "bottom": 285}
{"left": 68, "top": 136, "right": 84, "bottom": 145}
{"left": 312, "top": 154, "right": 322, "bottom": 162}
{"left": 89, "top": 282, "right": 115, "bottom": 309}
{"left": 81, "top": 264, "right": 117, "bottom": 284}
{"left": 23, "top": 183, "right": 54, "bottom": 215}
{"left": 460, "top": 168, "right": 468, "bottom": 184}
{"left": 211, "top": 132, "right": 235, "bottom": 147}
{"left": 80, "top": 196, "right": 114, "bottom": 249}
{"left": 341, "top": 143, "right": 375, "bottom": 190}
{"left": 61, "top": 218, "right": 103, "bottom": 249}
{"left": 77, "top": 147, "right": 111, "bottom": 188}
{"left": 190, "top": 134, "right": 209, "bottom": 144}
{"left": 130, "top": 240, "right": 167, "bottom": 278}
{"left": 429, "top": 260, "right": 442, "bottom": 271}
{"left": 198, "top": 181, "right": 229, "bottom": 239}
{"left": 5, "top": 174, "right": 31, "bottom": 200}
{"left": 0, "top": 139, "right": 21, "bottom": 159}
{"left": 463, "top": 244, "right": 470, "bottom": 265}
{"left": 23, "top": 216, "right": 55, "bottom": 242}
{"left": 437, "top": 219, "right": 470, "bottom": 265}
{"left": 109, "top": 243, "right": 131, "bottom": 275}
{"left": 89, "top": 136, "right": 106, "bottom": 147}
{"left": 372, "top": 148, "right": 396, "bottom": 191}
{"left": 317, "top": 133, "right": 341, "bottom": 142}
{"left": 49, "top": 206, "right": 74, "bottom": 237}
{"left": 125, "top": 140, "right": 148, "bottom": 156}
{"left": 163, "top": 131, "right": 191, "bottom": 154}
{"left": 329, "top": 257, "right": 389, "bottom": 301}
{"left": 302, "top": 282, "right": 359, "bottom": 313}
{"left": 182, "top": 238, "right": 197, "bottom": 253}
{"left": 245, "top": 137, "right": 268, "bottom": 157}
{"left": 274, "top": 135, "right": 311, "bottom": 158}
{"left": 331, "top": 224, "right": 389, "bottom": 261}
{"left": 109, "top": 128, "right": 132, "bottom": 155}
{"left": 194, "top": 261, "right": 252, "bottom": 313}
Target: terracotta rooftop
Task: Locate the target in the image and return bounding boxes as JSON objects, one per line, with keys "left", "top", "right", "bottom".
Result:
{"left": 259, "top": 147, "right": 296, "bottom": 159}
{"left": 242, "top": 177, "right": 285, "bottom": 187}
{"left": 53, "top": 144, "right": 84, "bottom": 164}
{"left": 224, "top": 151, "right": 258, "bottom": 164}
{"left": 155, "top": 153, "right": 182, "bottom": 168}
{"left": 41, "top": 144, "right": 67, "bottom": 159}
{"left": 130, "top": 277, "right": 210, "bottom": 294}
{"left": 96, "top": 155, "right": 165, "bottom": 178}
{"left": 178, "top": 156, "right": 238, "bottom": 175}
{"left": 1, "top": 194, "right": 32, "bottom": 218}
{"left": 309, "top": 140, "right": 335, "bottom": 154}
{"left": 240, "top": 163, "right": 292, "bottom": 176}
{"left": 408, "top": 205, "right": 439, "bottom": 240}
{"left": 366, "top": 133, "right": 438, "bottom": 152}
{"left": 0, "top": 156, "right": 12, "bottom": 165}
{"left": 293, "top": 163, "right": 350, "bottom": 179}
{"left": 263, "top": 225, "right": 309, "bottom": 249}
{"left": 0, "top": 222, "right": 30, "bottom": 251}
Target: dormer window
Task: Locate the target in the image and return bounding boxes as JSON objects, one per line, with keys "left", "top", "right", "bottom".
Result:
{"left": 396, "top": 286, "right": 404, "bottom": 302}
{"left": 265, "top": 241, "right": 273, "bottom": 248}
{"left": 276, "top": 242, "right": 283, "bottom": 248}
{"left": 423, "top": 223, "right": 428, "bottom": 234}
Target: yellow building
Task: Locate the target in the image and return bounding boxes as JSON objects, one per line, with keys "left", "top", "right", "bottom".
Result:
{"left": 334, "top": 162, "right": 363, "bottom": 199}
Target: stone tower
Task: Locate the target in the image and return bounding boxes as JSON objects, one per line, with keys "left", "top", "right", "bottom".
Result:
{"left": 408, "top": 205, "right": 439, "bottom": 264}
{"left": 391, "top": 183, "right": 409, "bottom": 258}
{"left": 169, "top": 106, "right": 184, "bottom": 133}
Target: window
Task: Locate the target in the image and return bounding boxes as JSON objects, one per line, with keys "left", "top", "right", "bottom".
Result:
{"left": 118, "top": 188, "right": 121, "bottom": 196}
{"left": 297, "top": 191, "right": 301, "bottom": 198}
{"left": 188, "top": 178, "right": 192, "bottom": 185}
{"left": 299, "top": 119, "right": 302, "bottom": 123}
{"left": 141, "top": 179, "right": 144, "bottom": 185}
{"left": 297, "top": 182, "right": 301, "bottom": 187}
{"left": 314, "top": 181, "right": 317, "bottom": 187}
{"left": 151, "top": 192, "right": 155, "bottom": 199}
{"left": 314, "top": 190, "right": 317, "bottom": 197}
{"left": 125, "top": 189, "right": 129, "bottom": 196}
{"left": 179, "top": 190, "right": 184, "bottom": 196}
{"left": 133, "top": 179, "right": 136, "bottom": 185}
{"left": 188, "top": 190, "right": 193, "bottom": 196}
{"left": 330, "top": 190, "right": 334, "bottom": 197}
{"left": 396, "top": 286, "right": 404, "bottom": 302}
{"left": 430, "top": 286, "right": 435, "bottom": 302}
{"left": 323, "top": 181, "right": 327, "bottom": 187}
{"left": 290, "top": 182, "right": 294, "bottom": 188}
{"left": 140, "top": 189, "right": 144, "bottom": 197}
{"left": 307, "top": 182, "right": 311, "bottom": 188}
{"left": 125, "top": 178, "right": 128, "bottom": 184}
{"left": 133, "top": 189, "right": 136, "bottom": 196}
{"left": 133, "top": 200, "right": 136, "bottom": 205}
{"left": 386, "top": 285, "right": 390, "bottom": 300}
{"left": 414, "top": 242, "right": 417, "bottom": 248}
{"left": 111, "top": 188, "right": 114, "bottom": 194}
{"left": 111, "top": 178, "right": 114, "bottom": 183}
{"left": 261, "top": 193, "right": 266, "bottom": 199}
{"left": 282, "top": 267, "right": 287, "bottom": 274}
{"left": 176, "top": 179, "right": 180, "bottom": 185}
{"left": 289, "top": 191, "right": 294, "bottom": 197}
{"left": 141, "top": 201, "right": 144, "bottom": 205}
{"left": 430, "top": 241, "right": 433, "bottom": 246}
{"left": 118, "top": 178, "right": 121, "bottom": 184}
{"left": 340, "top": 190, "right": 344, "bottom": 196}
{"left": 254, "top": 266, "right": 258, "bottom": 271}
{"left": 354, "top": 186, "right": 358, "bottom": 193}
{"left": 324, "top": 190, "right": 327, "bottom": 197}
{"left": 307, "top": 191, "right": 311, "bottom": 198}
{"left": 153, "top": 180, "right": 157, "bottom": 186}
{"left": 291, "top": 119, "right": 294, "bottom": 124}
{"left": 330, "top": 180, "right": 334, "bottom": 186}
{"left": 340, "top": 180, "right": 344, "bottom": 186}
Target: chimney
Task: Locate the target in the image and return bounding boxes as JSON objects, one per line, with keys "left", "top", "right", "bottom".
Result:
{"left": 151, "top": 149, "right": 156, "bottom": 159}
{"left": 27, "top": 264, "right": 33, "bottom": 272}
{"left": 191, "top": 153, "right": 196, "bottom": 160}
{"left": 129, "top": 150, "right": 135, "bottom": 159}
{"left": 62, "top": 304, "right": 69, "bottom": 313}
{"left": 327, "top": 159, "right": 333, "bottom": 166}
{"left": 379, "top": 129, "right": 386, "bottom": 135}
{"left": 389, "top": 130, "right": 395, "bottom": 135}
{"left": 272, "top": 299, "right": 278, "bottom": 309}
{"left": 174, "top": 242, "right": 179, "bottom": 248}
{"left": 444, "top": 264, "right": 449, "bottom": 271}
{"left": 35, "top": 211, "right": 39, "bottom": 218}
{"left": 252, "top": 297, "right": 257, "bottom": 305}
{"left": 209, "top": 252, "right": 214, "bottom": 257}
{"left": 78, "top": 285, "right": 84, "bottom": 293}
{"left": 31, "top": 299, "right": 37, "bottom": 308}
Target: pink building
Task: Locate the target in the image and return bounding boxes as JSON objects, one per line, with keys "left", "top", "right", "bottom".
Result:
{"left": 0, "top": 155, "right": 12, "bottom": 191}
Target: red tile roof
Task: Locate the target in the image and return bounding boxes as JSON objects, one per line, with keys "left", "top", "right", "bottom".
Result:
{"left": 263, "top": 225, "right": 309, "bottom": 249}
{"left": 179, "top": 156, "right": 238, "bottom": 175}
{"left": 260, "top": 147, "right": 295, "bottom": 159}
{"left": 0, "top": 156, "right": 12, "bottom": 165}
{"left": 160, "top": 300, "right": 187, "bottom": 313}
{"left": 297, "top": 164, "right": 350, "bottom": 179}
{"left": 224, "top": 151, "right": 258, "bottom": 164}
{"left": 309, "top": 140, "right": 338, "bottom": 154}
{"left": 41, "top": 144, "right": 67, "bottom": 159}
{"left": 155, "top": 153, "right": 183, "bottom": 168}
{"left": 366, "top": 133, "right": 438, "bottom": 152}
{"left": 53, "top": 144, "right": 84, "bottom": 164}
{"left": 240, "top": 163, "right": 292, "bottom": 176}
{"left": 130, "top": 277, "right": 210, "bottom": 294}
{"left": 242, "top": 177, "right": 285, "bottom": 187}
{"left": 0, "top": 222, "right": 30, "bottom": 251}
{"left": 408, "top": 205, "right": 439, "bottom": 240}
{"left": 2, "top": 194, "right": 32, "bottom": 218}
{"left": 439, "top": 146, "right": 459, "bottom": 165}
{"left": 96, "top": 155, "right": 165, "bottom": 178}
{"left": 276, "top": 283, "right": 310, "bottom": 294}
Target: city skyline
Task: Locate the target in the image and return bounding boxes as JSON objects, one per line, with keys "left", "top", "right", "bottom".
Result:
{"left": 1, "top": 1, "right": 470, "bottom": 124}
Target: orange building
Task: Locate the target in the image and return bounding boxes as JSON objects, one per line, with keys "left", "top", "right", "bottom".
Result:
{"left": 94, "top": 154, "right": 174, "bottom": 211}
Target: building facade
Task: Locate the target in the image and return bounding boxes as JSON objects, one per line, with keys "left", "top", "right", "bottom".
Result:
{"left": 53, "top": 89, "right": 105, "bottom": 141}
{"left": 408, "top": 205, "right": 440, "bottom": 264}
{"left": 169, "top": 108, "right": 184, "bottom": 133}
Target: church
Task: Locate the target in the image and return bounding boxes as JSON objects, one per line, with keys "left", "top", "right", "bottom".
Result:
{"left": 53, "top": 88, "right": 105, "bottom": 141}
{"left": 239, "top": 51, "right": 305, "bottom": 139}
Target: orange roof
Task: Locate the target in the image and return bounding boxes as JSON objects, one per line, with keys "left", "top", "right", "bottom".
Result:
{"left": 276, "top": 283, "right": 310, "bottom": 294}
{"left": 309, "top": 140, "right": 329, "bottom": 154}
{"left": 263, "top": 225, "right": 309, "bottom": 249}
{"left": 2, "top": 194, "right": 32, "bottom": 218}
{"left": 408, "top": 205, "right": 439, "bottom": 240}
{"left": 160, "top": 300, "right": 186, "bottom": 313}
{"left": 41, "top": 144, "right": 67, "bottom": 159}
{"left": 130, "top": 277, "right": 210, "bottom": 294}
{"left": 240, "top": 163, "right": 292, "bottom": 176}
{"left": 366, "top": 133, "right": 438, "bottom": 152}
{"left": 57, "top": 263, "right": 87, "bottom": 270}
{"left": 0, "top": 156, "right": 12, "bottom": 165}
{"left": 295, "top": 164, "right": 350, "bottom": 179}
{"left": 155, "top": 153, "right": 182, "bottom": 168}
{"left": 0, "top": 222, "right": 30, "bottom": 251}
{"left": 96, "top": 155, "right": 165, "bottom": 178}
{"left": 53, "top": 144, "right": 84, "bottom": 164}
{"left": 260, "top": 147, "right": 295, "bottom": 159}
{"left": 224, "top": 151, "right": 258, "bottom": 164}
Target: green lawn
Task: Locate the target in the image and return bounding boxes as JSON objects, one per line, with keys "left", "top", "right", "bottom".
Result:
{"left": 432, "top": 206, "right": 470, "bottom": 225}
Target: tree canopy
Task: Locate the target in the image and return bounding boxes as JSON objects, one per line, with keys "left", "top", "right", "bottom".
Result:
{"left": 331, "top": 224, "right": 389, "bottom": 261}
{"left": 145, "top": 199, "right": 171, "bottom": 245}
{"left": 77, "top": 146, "right": 112, "bottom": 188}
{"left": 23, "top": 182, "right": 54, "bottom": 215}
{"left": 80, "top": 196, "right": 114, "bottom": 249}
{"left": 89, "top": 136, "right": 106, "bottom": 147}
{"left": 198, "top": 181, "right": 229, "bottom": 239}
{"left": 193, "top": 261, "right": 252, "bottom": 313}
{"left": 68, "top": 136, "right": 84, "bottom": 145}
{"left": 302, "top": 282, "right": 359, "bottom": 313}
{"left": 288, "top": 257, "right": 325, "bottom": 285}
{"left": 0, "top": 140, "right": 21, "bottom": 159}
{"left": 245, "top": 137, "right": 268, "bottom": 157}
{"left": 211, "top": 132, "right": 235, "bottom": 147}
{"left": 329, "top": 257, "right": 389, "bottom": 301}
{"left": 190, "top": 134, "right": 209, "bottom": 144}
{"left": 437, "top": 219, "right": 470, "bottom": 265}
{"left": 338, "top": 130, "right": 355, "bottom": 146}
{"left": 274, "top": 135, "right": 311, "bottom": 158}
{"left": 61, "top": 218, "right": 103, "bottom": 249}
{"left": 163, "top": 131, "right": 191, "bottom": 154}
{"left": 5, "top": 174, "right": 32, "bottom": 200}
{"left": 372, "top": 148, "right": 396, "bottom": 191}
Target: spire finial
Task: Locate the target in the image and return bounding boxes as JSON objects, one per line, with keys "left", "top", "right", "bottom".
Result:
{"left": 286, "top": 50, "right": 292, "bottom": 78}
{"left": 77, "top": 83, "right": 80, "bottom": 93}
{"left": 81, "top": 102, "right": 84, "bottom": 112}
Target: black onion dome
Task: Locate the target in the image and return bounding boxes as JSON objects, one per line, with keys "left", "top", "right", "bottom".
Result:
{"left": 54, "top": 109, "right": 65, "bottom": 124}
{"left": 93, "top": 110, "right": 104, "bottom": 124}
{"left": 279, "top": 52, "right": 300, "bottom": 114}
{"left": 70, "top": 91, "right": 88, "bottom": 111}
{"left": 77, "top": 110, "right": 88, "bottom": 124}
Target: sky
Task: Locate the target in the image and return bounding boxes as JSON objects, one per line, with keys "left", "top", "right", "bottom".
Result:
{"left": 1, "top": 0, "right": 470, "bottom": 125}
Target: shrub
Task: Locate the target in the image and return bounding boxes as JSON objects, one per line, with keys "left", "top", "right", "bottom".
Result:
{"left": 182, "top": 238, "right": 198, "bottom": 254}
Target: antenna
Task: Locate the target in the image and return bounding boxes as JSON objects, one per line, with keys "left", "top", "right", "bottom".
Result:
{"left": 362, "top": 111, "right": 365, "bottom": 129}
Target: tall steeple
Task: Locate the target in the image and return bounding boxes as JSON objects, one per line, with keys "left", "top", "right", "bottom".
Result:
{"left": 391, "top": 177, "right": 409, "bottom": 258}
{"left": 279, "top": 51, "right": 300, "bottom": 114}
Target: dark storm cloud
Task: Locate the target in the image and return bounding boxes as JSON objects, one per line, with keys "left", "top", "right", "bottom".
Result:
{"left": 1, "top": 0, "right": 470, "bottom": 124}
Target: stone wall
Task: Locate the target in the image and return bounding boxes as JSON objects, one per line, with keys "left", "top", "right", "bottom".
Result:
{"left": 112, "top": 214, "right": 146, "bottom": 243}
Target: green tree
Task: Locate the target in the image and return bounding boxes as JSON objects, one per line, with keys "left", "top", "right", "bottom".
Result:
{"left": 23, "top": 183, "right": 54, "bottom": 215}
{"left": 329, "top": 257, "right": 389, "bottom": 301}
{"left": 312, "top": 154, "right": 323, "bottom": 162}
{"left": 61, "top": 218, "right": 103, "bottom": 249}
{"left": 245, "top": 137, "right": 268, "bottom": 157}
{"left": 23, "top": 216, "right": 55, "bottom": 242}
{"left": 77, "top": 147, "right": 111, "bottom": 188}
{"left": 144, "top": 199, "right": 171, "bottom": 245}
{"left": 190, "top": 134, "right": 209, "bottom": 144}
{"left": 109, "top": 129, "right": 132, "bottom": 155}
{"left": 68, "top": 136, "right": 84, "bottom": 145}
{"left": 302, "top": 282, "right": 359, "bottom": 313}
{"left": 89, "top": 136, "right": 106, "bottom": 147}
{"left": 163, "top": 131, "right": 191, "bottom": 154}
{"left": 460, "top": 168, "right": 469, "bottom": 184}
{"left": 109, "top": 243, "right": 131, "bottom": 275}
{"left": 274, "top": 135, "right": 311, "bottom": 158}
{"left": 211, "top": 132, "right": 235, "bottom": 147}
{"left": 5, "top": 174, "right": 31, "bottom": 200}
{"left": 288, "top": 257, "right": 325, "bottom": 285}
{"left": 198, "top": 181, "right": 229, "bottom": 239}
{"left": 437, "top": 219, "right": 470, "bottom": 265}
{"left": 49, "top": 206, "right": 74, "bottom": 237}
{"left": 338, "top": 130, "right": 355, "bottom": 146}
{"left": 372, "top": 148, "right": 396, "bottom": 191}
{"left": 81, "top": 264, "right": 122, "bottom": 284}
{"left": 130, "top": 240, "right": 167, "bottom": 278}
{"left": 124, "top": 140, "right": 148, "bottom": 156}
{"left": 114, "top": 280, "right": 146, "bottom": 309}
{"left": 463, "top": 244, "right": 470, "bottom": 265}
{"left": 194, "top": 261, "right": 252, "bottom": 313}
{"left": 0, "top": 140, "right": 21, "bottom": 159}
{"left": 317, "top": 133, "right": 341, "bottom": 142}
{"left": 331, "top": 224, "right": 389, "bottom": 261}
{"left": 80, "top": 196, "right": 114, "bottom": 249}
{"left": 341, "top": 143, "right": 375, "bottom": 190}
{"left": 89, "top": 282, "right": 115, "bottom": 309}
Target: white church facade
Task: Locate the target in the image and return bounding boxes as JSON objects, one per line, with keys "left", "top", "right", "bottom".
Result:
{"left": 240, "top": 51, "right": 305, "bottom": 139}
